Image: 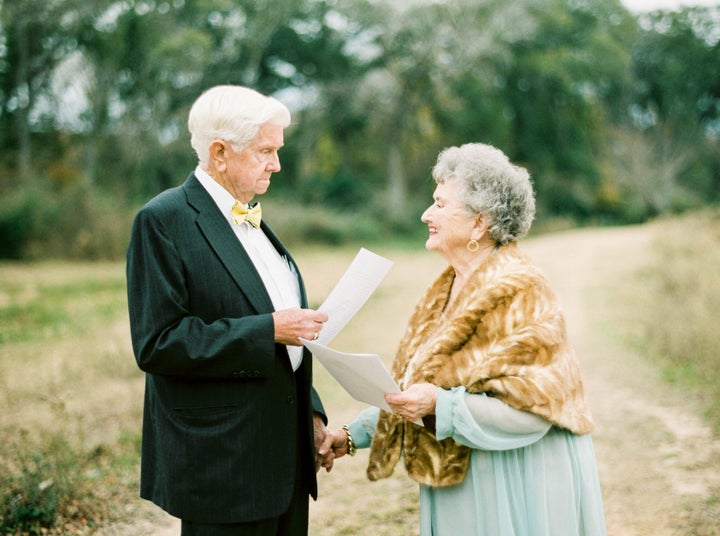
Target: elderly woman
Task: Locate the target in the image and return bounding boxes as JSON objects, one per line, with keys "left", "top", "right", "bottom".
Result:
{"left": 322, "top": 143, "right": 606, "bottom": 535}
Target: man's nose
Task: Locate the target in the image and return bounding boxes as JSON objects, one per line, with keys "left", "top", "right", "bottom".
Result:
{"left": 268, "top": 153, "right": 281, "bottom": 172}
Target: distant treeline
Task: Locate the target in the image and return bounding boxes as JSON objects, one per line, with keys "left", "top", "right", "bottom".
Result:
{"left": 1, "top": 0, "right": 718, "bottom": 259}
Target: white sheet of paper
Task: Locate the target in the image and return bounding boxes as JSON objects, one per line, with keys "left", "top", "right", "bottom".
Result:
{"left": 304, "top": 248, "right": 420, "bottom": 422}
{"left": 302, "top": 339, "right": 399, "bottom": 413}
{"left": 315, "top": 248, "right": 393, "bottom": 345}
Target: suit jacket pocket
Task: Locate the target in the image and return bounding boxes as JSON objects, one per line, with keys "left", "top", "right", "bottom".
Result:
{"left": 172, "top": 405, "right": 240, "bottom": 430}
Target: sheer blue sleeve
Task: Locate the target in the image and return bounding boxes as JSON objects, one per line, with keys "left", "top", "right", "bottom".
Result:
{"left": 347, "top": 406, "right": 380, "bottom": 449}
{"left": 435, "top": 386, "right": 551, "bottom": 451}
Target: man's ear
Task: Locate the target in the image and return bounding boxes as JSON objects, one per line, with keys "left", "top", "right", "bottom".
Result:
{"left": 208, "top": 140, "right": 228, "bottom": 169}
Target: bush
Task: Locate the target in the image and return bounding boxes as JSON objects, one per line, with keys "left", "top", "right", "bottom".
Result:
{"left": 0, "top": 437, "right": 78, "bottom": 534}
{"left": 0, "top": 188, "right": 40, "bottom": 259}
{"left": 261, "top": 199, "right": 391, "bottom": 246}
{"left": 1, "top": 180, "right": 430, "bottom": 260}
{"left": 0, "top": 182, "right": 135, "bottom": 261}
{"left": 0, "top": 432, "right": 141, "bottom": 535}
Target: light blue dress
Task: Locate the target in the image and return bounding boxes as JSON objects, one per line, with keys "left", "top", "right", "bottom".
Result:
{"left": 348, "top": 387, "right": 606, "bottom": 535}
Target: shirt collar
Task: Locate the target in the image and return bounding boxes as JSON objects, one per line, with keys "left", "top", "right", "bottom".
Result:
{"left": 195, "top": 165, "right": 249, "bottom": 223}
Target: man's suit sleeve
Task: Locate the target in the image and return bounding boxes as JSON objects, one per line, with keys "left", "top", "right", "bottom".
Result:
{"left": 311, "top": 386, "right": 327, "bottom": 424}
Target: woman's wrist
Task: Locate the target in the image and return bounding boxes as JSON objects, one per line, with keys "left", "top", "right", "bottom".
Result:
{"left": 342, "top": 424, "right": 357, "bottom": 456}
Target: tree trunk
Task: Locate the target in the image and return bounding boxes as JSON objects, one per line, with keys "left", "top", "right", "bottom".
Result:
{"left": 13, "top": 12, "right": 32, "bottom": 181}
{"left": 385, "top": 139, "right": 406, "bottom": 221}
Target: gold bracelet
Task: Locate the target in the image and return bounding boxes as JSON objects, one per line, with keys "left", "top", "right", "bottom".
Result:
{"left": 342, "top": 424, "right": 356, "bottom": 456}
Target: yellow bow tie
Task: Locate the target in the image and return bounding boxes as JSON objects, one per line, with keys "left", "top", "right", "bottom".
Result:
{"left": 230, "top": 202, "right": 262, "bottom": 228}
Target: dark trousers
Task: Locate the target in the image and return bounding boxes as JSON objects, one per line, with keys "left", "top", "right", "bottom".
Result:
{"left": 180, "top": 484, "right": 308, "bottom": 535}
{"left": 181, "top": 419, "right": 311, "bottom": 535}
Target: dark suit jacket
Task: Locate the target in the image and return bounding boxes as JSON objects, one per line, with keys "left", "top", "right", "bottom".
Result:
{"left": 126, "top": 173, "right": 325, "bottom": 523}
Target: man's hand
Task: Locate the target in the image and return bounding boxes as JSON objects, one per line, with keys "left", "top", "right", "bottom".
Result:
{"left": 273, "top": 308, "right": 328, "bottom": 346}
{"left": 385, "top": 383, "right": 438, "bottom": 422}
{"left": 313, "top": 414, "right": 334, "bottom": 473}
{"left": 318, "top": 428, "right": 351, "bottom": 462}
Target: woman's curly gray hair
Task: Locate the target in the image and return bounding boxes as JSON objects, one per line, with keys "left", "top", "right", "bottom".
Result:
{"left": 432, "top": 143, "right": 535, "bottom": 245}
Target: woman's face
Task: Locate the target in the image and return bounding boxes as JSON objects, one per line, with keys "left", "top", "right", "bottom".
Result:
{"left": 421, "top": 180, "right": 478, "bottom": 259}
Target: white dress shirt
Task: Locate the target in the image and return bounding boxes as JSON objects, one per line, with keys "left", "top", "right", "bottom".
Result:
{"left": 194, "top": 166, "right": 303, "bottom": 370}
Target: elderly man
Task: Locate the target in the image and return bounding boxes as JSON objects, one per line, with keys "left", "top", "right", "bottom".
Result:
{"left": 127, "top": 85, "right": 330, "bottom": 535}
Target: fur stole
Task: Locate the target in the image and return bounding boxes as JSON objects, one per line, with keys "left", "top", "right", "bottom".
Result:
{"left": 367, "top": 242, "right": 594, "bottom": 487}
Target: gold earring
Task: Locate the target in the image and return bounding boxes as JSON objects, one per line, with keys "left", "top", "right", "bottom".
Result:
{"left": 467, "top": 239, "right": 479, "bottom": 252}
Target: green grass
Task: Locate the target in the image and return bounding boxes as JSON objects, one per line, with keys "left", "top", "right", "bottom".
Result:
{"left": 0, "top": 280, "right": 126, "bottom": 345}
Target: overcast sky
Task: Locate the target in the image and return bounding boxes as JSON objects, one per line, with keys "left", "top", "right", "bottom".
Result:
{"left": 621, "top": 0, "right": 719, "bottom": 11}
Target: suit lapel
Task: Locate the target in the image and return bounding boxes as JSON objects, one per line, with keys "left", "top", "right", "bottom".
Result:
{"left": 183, "top": 174, "right": 275, "bottom": 314}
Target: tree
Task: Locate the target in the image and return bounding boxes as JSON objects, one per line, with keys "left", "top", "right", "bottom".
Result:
{"left": 0, "top": 0, "right": 103, "bottom": 183}
{"left": 627, "top": 6, "right": 720, "bottom": 210}
{"left": 502, "top": 0, "right": 636, "bottom": 218}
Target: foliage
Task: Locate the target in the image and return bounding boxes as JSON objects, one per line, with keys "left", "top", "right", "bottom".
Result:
{"left": 0, "top": 180, "right": 134, "bottom": 260}
{"left": 0, "top": 188, "right": 34, "bottom": 259}
{"left": 251, "top": 196, "right": 428, "bottom": 248}
{"left": 0, "top": 432, "right": 143, "bottom": 534}
{"left": 1, "top": 449, "right": 63, "bottom": 533}
{"left": 626, "top": 6, "right": 720, "bottom": 213}
{"left": 1, "top": 436, "right": 83, "bottom": 534}
{"left": 0, "top": 0, "right": 719, "bottom": 259}
{"left": 503, "top": 0, "right": 635, "bottom": 218}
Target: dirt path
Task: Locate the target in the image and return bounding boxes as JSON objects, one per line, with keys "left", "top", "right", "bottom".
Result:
{"left": 107, "top": 224, "right": 720, "bottom": 534}
{"left": 522, "top": 225, "right": 720, "bottom": 535}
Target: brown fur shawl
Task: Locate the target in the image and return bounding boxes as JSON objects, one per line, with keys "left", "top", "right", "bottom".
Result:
{"left": 367, "top": 242, "right": 594, "bottom": 487}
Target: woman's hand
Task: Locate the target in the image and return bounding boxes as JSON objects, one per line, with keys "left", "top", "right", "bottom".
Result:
{"left": 385, "top": 383, "right": 438, "bottom": 421}
{"left": 318, "top": 428, "right": 351, "bottom": 463}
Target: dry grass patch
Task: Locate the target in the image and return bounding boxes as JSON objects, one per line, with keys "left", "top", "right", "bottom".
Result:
{"left": 299, "top": 246, "right": 445, "bottom": 535}
{"left": 622, "top": 210, "right": 720, "bottom": 433}
{"left": 0, "top": 247, "right": 446, "bottom": 534}
{"left": 0, "top": 261, "right": 142, "bottom": 534}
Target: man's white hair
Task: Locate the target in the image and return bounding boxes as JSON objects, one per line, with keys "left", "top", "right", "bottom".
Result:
{"left": 188, "top": 85, "right": 291, "bottom": 165}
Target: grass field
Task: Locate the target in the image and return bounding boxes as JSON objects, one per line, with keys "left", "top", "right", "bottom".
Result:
{"left": 0, "top": 261, "right": 144, "bottom": 534}
{"left": 630, "top": 210, "right": 720, "bottom": 432}
{"left": 1, "top": 218, "right": 719, "bottom": 534}
{"left": 0, "top": 246, "right": 444, "bottom": 534}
